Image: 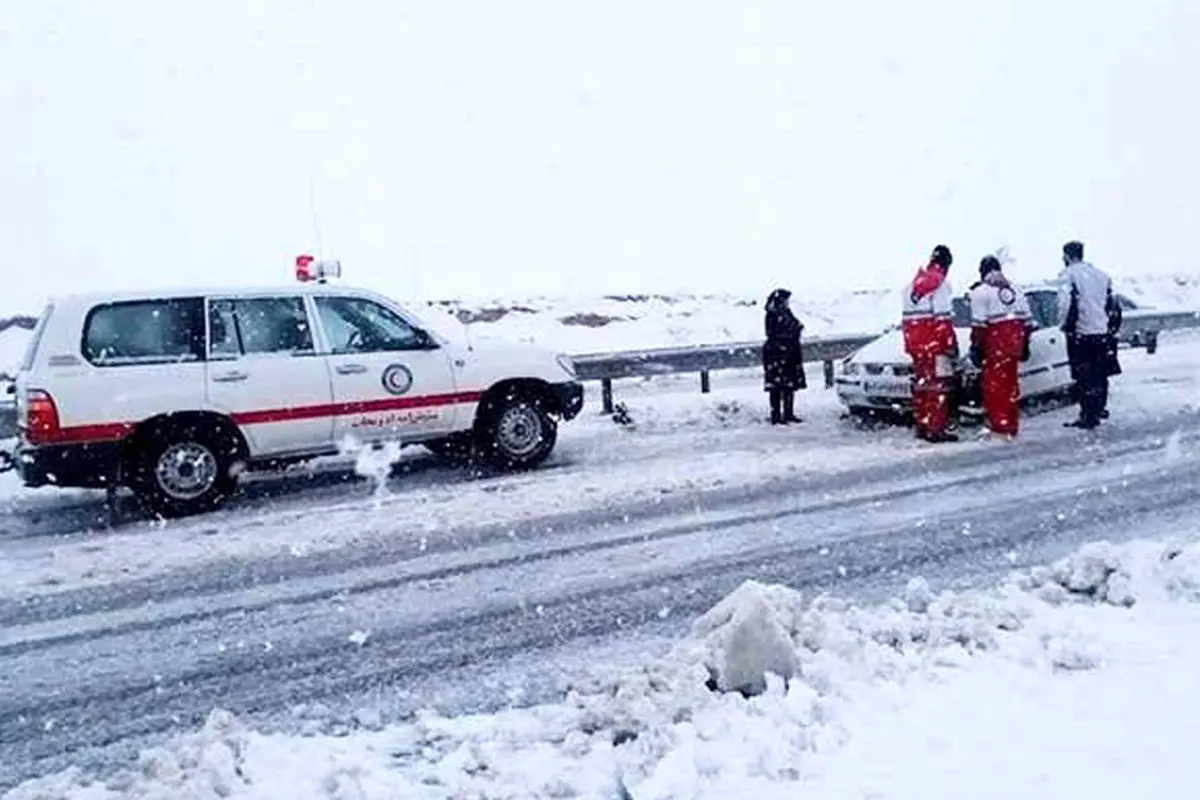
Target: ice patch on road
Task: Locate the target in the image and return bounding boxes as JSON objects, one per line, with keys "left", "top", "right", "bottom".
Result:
{"left": 10, "top": 536, "right": 1200, "bottom": 799}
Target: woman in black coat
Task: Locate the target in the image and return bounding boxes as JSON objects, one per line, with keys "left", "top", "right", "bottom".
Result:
{"left": 762, "top": 288, "right": 806, "bottom": 424}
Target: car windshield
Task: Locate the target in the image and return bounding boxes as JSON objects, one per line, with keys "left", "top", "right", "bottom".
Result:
{"left": 952, "top": 289, "right": 1061, "bottom": 329}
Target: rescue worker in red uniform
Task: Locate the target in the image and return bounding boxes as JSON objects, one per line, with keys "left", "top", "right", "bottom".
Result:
{"left": 968, "top": 256, "right": 1033, "bottom": 438}
{"left": 902, "top": 245, "right": 959, "bottom": 443}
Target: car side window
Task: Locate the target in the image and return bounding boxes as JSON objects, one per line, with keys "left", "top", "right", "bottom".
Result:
{"left": 314, "top": 296, "right": 430, "bottom": 354}
{"left": 206, "top": 297, "right": 315, "bottom": 358}
{"left": 83, "top": 298, "right": 205, "bottom": 366}
{"left": 1026, "top": 291, "right": 1059, "bottom": 329}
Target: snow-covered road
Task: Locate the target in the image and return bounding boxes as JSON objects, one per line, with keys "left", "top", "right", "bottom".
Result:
{"left": 1, "top": 337, "right": 1199, "bottom": 789}
{"left": 3, "top": 415, "right": 1200, "bottom": 785}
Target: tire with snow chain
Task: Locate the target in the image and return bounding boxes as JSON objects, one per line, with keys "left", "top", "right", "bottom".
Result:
{"left": 479, "top": 393, "right": 557, "bottom": 470}
{"left": 127, "top": 421, "right": 240, "bottom": 518}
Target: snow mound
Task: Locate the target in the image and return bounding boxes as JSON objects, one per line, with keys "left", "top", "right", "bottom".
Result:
{"left": 8, "top": 537, "right": 1200, "bottom": 800}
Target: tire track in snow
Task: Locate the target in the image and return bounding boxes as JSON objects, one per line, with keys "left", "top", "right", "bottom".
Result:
{"left": 3, "top": 410, "right": 1196, "bottom": 631}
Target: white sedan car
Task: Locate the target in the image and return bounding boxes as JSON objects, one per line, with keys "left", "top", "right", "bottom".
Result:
{"left": 835, "top": 284, "right": 1137, "bottom": 419}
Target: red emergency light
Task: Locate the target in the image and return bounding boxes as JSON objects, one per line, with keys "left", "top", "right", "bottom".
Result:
{"left": 295, "top": 254, "right": 316, "bottom": 282}
{"left": 294, "top": 254, "right": 342, "bottom": 283}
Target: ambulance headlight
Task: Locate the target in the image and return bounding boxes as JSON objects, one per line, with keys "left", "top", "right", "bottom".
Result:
{"left": 556, "top": 354, "right": 577, "bottom": 378}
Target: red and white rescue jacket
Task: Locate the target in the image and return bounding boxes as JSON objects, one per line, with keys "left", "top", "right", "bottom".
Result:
{"left": 902, "top": 264, "right": 957, "bottom": 358}
{"left": 969, "top": 272, "right": 1031, "bottom": 359}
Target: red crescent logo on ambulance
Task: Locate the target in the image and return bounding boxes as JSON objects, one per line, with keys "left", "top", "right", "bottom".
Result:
{"left": 381, "top": 364, "right": 414, "bottom": 396}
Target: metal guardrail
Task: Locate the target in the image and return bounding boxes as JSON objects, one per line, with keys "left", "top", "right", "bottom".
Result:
{"left": 573, "top": 332, "right": 876, "bottom": 413}
{"left": 572, "top": 310, "right": 1200, "bottom": 413}
{"left": 1123, "top": 308, "right": 1200, "bottom": 329}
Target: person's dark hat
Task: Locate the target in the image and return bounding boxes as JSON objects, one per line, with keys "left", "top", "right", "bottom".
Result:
{"left": 1063, "top": 240, "right": 1084, "bottom": 262}
{"left": 930, "top": 245, "right": 953, "bottom": 269}
{"left": 979, "top": 255, "right": 1002, "bottom": 278}
{"left": 766, "top": 288, "right": 791, "bottom": 307}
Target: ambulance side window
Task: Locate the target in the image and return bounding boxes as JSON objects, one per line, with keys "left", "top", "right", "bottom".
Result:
{"left": 206, "top": 297, "right": 316, "bottom": 358}
{"left": 83, "top": 298, "right": 205, "bottom": 367}
{"left": 315, "top": 296, "right": 432, "bottom": 354}
{"left": 208, "top": 301, "right": 241, "bottom": 360}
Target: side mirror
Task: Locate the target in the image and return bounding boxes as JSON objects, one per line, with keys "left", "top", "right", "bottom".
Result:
{"left": 415, "top": 330, "right": 440, "bottom": 350}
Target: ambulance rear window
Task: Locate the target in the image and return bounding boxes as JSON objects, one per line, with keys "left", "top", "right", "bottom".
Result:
{"left": 82, "top": 298, "right": 205, "bottom": 366}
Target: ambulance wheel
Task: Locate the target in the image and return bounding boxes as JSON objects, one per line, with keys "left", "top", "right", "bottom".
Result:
{"left": 479, "top": 394, "right": 557, "bottom": 469}
{"left": 127, "top": 419, "right": 240, "bottom": 518}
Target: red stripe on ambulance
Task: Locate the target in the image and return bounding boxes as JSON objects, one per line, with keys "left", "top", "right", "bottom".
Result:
{"left": 41, "top": 391, "right": 485, "bottom": 445}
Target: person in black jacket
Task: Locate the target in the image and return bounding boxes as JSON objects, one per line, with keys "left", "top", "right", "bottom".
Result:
{"left": 763, "top": 288, "right": 806, "bottom": 424}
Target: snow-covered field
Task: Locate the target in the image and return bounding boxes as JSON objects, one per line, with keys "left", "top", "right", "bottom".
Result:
{"left": 2, "top": 272, "right": 1200, "bottom": 369}
{"left": 8, "top": 535, "right": 1199, "bottom": 800}
{"left": 421, "top": 271, "right": 1200, "bottom": 353}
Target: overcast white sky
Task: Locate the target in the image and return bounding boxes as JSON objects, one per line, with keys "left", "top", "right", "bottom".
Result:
{"left": 2, "top": 0, "right": 1198, "bottom": 312}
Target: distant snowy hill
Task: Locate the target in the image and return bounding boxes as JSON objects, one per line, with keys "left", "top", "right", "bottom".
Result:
{"left": 2, "top": 273, "right": 1200, "bottom": 375}
{"left": 420, "top": 272, "right": 1200, "bottom": 353}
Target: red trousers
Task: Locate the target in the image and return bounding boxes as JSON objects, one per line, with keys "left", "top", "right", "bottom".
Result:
{"left": 911, "top": 353, "right": 951, "bottom": 437}
{"left": 982, "top": 355, "right": 1020, "bottom": 435}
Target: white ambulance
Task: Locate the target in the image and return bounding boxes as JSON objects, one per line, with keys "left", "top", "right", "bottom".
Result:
{"left": 9, "top": 258, "right": 585, "bottom": 517}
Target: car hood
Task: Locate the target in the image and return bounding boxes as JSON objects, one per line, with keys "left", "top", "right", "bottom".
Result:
{"left": 848, "top": 327, "right": 970, "bottom": 365}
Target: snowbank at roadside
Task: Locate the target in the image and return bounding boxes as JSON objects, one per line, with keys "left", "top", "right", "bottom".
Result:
{"left": 10, "top": 536, "right": 1200, "bottom": 800}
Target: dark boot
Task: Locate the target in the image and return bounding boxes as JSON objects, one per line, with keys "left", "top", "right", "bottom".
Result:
{"left": 769, "top": 389, "right": 783, "bottom": 425}
{"left": 782, "top": 391, "right": 801, "bottom": 423}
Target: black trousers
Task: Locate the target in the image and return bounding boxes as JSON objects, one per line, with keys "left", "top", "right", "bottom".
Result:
{"left": 768, "top": 388, "right": 796, "bottom": 423}
{"left": 1070, "top": 334, "right": 1110, "bottom": 426}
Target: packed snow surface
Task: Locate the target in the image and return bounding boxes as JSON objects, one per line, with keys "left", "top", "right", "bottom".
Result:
{"left": 8, "top": 536, "right": 1200, "bottom": 799}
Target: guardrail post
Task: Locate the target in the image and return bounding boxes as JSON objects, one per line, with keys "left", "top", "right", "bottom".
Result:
{"left": 700, "top": 369, "right": 711, "bottom": 394}
{"left": 601, "top": 378, "right": 614, "bottom": 414}
{"left": 823, "top": 360, "right": 835, "bottom": 389}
